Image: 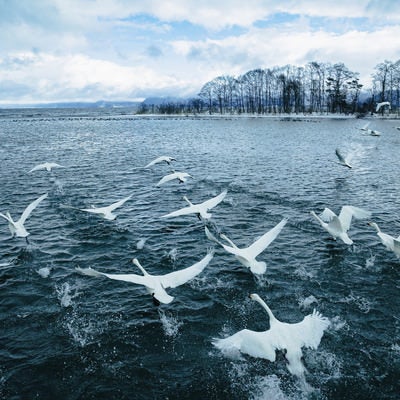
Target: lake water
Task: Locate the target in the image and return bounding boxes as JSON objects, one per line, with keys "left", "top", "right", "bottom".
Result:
{"left": 0, "top": 109, "right": 399, "bottom": 399}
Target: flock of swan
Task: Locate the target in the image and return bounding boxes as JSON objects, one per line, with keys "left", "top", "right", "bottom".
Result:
{"left": 1, "top": 122, "right": 398, "bottom": 386}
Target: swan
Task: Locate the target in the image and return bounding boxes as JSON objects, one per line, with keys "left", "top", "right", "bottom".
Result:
{"left": 311, "top": 205, "right": 371, "bottom": 244}
{"left": 76, "top": 251, "right": 213, "bottom": 305}
{"left": 29, "top": 162, "right": 64, "bottom": 172}
{"left": 368, "top": 222, "right": 400, "bottom": 258}
{"left": 157, "top": 171, "right": 192, "bottom": 186}
{"left": 335, "top": 148, "right": 352, "bottom": 169}
{"left": 205, "top": 218, "right": 287, "bottom": 274}
{"left": 213, "top": 293, "right": 330, "bottom": 377}
{"left": 0, "top": 193, "right": 48, "bottom": 240}
{"left": 376, "top": 101, "right": 391, "bottom": 113}
{"left": 63, "top": 194, "right": 132, "bottom": 220}
{"left": 162, "top": 190, "right": 227, "bottom": 221}
{"left": 145, "top": 156, "right": 176, "bottom": 168}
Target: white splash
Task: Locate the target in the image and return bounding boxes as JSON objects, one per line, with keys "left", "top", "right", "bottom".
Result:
{"left": 136, "top": 238, "right": 147, "bottom": 250}
{"left": 167, "top": 247, "right": 178, "bottom": 261}
{"left": 250, "top": 375, "right": 288, "bottom": 400}
{"left": 37, "top": 267, "right": 51, "bottom": 278}
{"left": 298, "top": 295, "right": 318, "bottom": 309}
{"left": 158, "top": 309, "right": 183, "bottom": 337}
{"left": 56, "top": 282, "right": 79, "bottom": 308}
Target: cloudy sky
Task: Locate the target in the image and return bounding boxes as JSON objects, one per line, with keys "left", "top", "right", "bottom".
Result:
{"left": 1, "top": 0, "right": 400, "bottom": 104}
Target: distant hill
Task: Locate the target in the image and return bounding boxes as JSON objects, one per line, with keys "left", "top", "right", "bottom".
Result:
{"left": 1, "top": 100, "right": 141, "bottom": 109}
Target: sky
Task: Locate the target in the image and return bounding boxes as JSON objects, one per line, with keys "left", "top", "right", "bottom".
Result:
{"left": 1, "top": 0, "right": 400, "bottom": 105}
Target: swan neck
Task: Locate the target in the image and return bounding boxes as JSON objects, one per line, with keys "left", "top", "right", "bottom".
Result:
{"left": 254, "top": 296, "right": 276, "bottom": 322}
{"left": 133, "top": 259, "right": 148, "bottom": 275}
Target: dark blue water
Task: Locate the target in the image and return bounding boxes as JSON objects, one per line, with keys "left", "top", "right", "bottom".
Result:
{"left": 0, "top": 109, "right": 399, "bottom": 399}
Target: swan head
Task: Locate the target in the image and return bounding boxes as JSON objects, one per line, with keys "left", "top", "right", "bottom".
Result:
{"left": 367, "top": 221, "right": 380, "bottom": 232}
{"left": 249, "top": 293, "right": 262, "bottom": 302}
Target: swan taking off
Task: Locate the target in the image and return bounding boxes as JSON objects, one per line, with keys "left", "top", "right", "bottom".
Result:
{"left": 0, "top": 193, "right": 48, "bottom": 239}
{"left": 335, "top": 148, "right": 352, "bottom": 169}
{"left": 76, "top": 251, "right": 213, "bottom": 305}
{"left": 311, "top": 206, "right": 371, "bottom": 244}
{"left": 368, "top": 222, "right": 400, "bottom": 258}
{"left": 205, "top": 218, "right": 287, "bottom": 274}
{"left": 145, "top": 156, "right": 176, "bottom": 168}
{"left": 376, "top": 101, "right": 391, "bottom": 113}
{"left": 162, "top": 190, "right": 227, "bottom": 221}
{"left": 29, "top": 162, "right": 64, "bottom": 172}
{"left": 64, "top": 194, "right": 132, "bottom": 220}
{"left": 213, "top": 293, "right": 330, "bottom": 377}
{"left": 157, "top": 171, "right": 192, "bottom": 186}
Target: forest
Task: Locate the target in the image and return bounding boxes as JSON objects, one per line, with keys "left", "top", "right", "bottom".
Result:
{"left": 138, "top": 59, "right": 400, "bottom": 116}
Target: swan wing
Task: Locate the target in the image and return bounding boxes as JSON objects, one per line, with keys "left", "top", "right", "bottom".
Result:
{"left": 145, "top": 156, "right": 164, "bottom": 168}
{"left": 19, "top": 193, "right": 48, "bottom": 224}
{"left": 157, "top": 173, "right": 177, "bottom": 186}
{"left": 335, "top": 148, "right": 346, "bottom": 164}
{"left": 213, "top": 329, "right": 277, "bottom": 361}
{"left": 107, "top": 194, "right": 132, "bottom": 211}
{"left": 160, "top": 252, "right": 213, "bottom": 288}
{"left": 161, "top": 205, "right": 197, "bottom": 218}
{"left": 201, "top": 190, "right": 227, "bottom": 210}
{"left": 288, "top": 309, "right": 330, "bottom": 349}
{"left": 29, "top": 164, "right": 45, "bottom": 172}
{"left": 76, "top": 266, "right": 148, "bottom": 285}
{"left": 339, "top": 206, "right": 371, "bottom": 231}
{"left": 319, "top": 208, "right": 336, "bottom": 222}
{"left": 247, "top": 218, "right": 288, "bottom": 257}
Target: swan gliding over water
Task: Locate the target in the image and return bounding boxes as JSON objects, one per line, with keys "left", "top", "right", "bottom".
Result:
{"left": 0, "top": 193, "right": 48, "bottom": 239}
{"left": 368, "top": 222, "right": 400, "bottom": 258}
{"left": 157, "top": 171, "right": 192, "bottom": 186}
{"left": 213, "top": 293, "right": 330, "bottom": 377}
{"left": 311, "top": 205, "right": 371, "bottom": 245}
{"left": 76, "top": 251, "right": 214, "bottom": 305}
{"left": 144, "top": 156, "right": 176, "bottom": 168}
{"left": 162, "top": 190, "right": 227, "bottom": 221}
{"left": 29, "top": 162, "right": 64, "bottom": 172}
{"left": 205, "top": 218, "right": 287, "bottom": 274}
{"left": 64, "top": 194, "right": 132, "bottom": 220}
{"left": 335, "top": 148, "right": 352, "bottom": 169}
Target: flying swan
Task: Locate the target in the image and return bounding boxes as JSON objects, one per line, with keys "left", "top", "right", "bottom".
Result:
{"left": 76, "top": 251, "right": 213, "bottom": 305}
{"left": 0, "top": 193, "right": 48, "bottom": 240}
{"left": 63, "top": 194, "right": 132, "bottom": 220}
{"left": 311, "top": 205, "right": 371, "bottom": 244}
{"left": 144, "top": 156, "right": 176, "bottom": 168}
{"left": 157, "top": 171, "right": 192, "bottom": 186}
{"left": 162, "top": 190, "right": 227, "bottom": 221}
{"left": 29, "top": 162, "right": 64, "bottom": 173}
{"left": 205, "top": 218, "right": 287, "bottom": 274}
{"left": 213, "top": 293, "right": 330, "bottom": 377}
{"left": 368, "top": 222, "right": 400, "bottom": 258}
{"left": 335, "top": 148, "right": 352, "bottom": 169}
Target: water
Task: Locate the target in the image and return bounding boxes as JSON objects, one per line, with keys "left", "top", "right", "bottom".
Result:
{"left": 0, "top": 109, "right": 399, "bottom": 399}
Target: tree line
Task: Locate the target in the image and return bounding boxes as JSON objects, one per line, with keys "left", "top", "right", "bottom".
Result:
{"left": 137, "top": 59, "right": 400, "bottom": 115}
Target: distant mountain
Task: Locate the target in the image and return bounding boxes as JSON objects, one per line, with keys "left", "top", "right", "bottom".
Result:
{"left": 142, "top": 96, "right": 189, "bottom": 105}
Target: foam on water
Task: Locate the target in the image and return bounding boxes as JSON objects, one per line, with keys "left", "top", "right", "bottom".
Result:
{"left": 158, "top": 309, "right": 183, "bottom": 337}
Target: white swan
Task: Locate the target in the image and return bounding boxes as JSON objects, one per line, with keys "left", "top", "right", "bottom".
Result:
{"left": 205, "top": 218, "right": 287, "bottom": 274}
{"left": 376, "top": 101, "right": 391, "bottom": 113}
{"left": 29, "top": 162, "right": 64, "bottom": 172}
{"left": 64, "top": 194, "right": 132, "bottom": 220}
{"left": 76, "top": 252, "right": 213, "bottom": 305}
{"left": 335, "top": 148, "right": 352, "bottom": 169}
{"left": 0, "top": 193, "right": 48, "bottom": 239}
{"left": 368, "top": 222, "right": 400, "bottom": 258}
{"left": 157, "top": 171, "right": 192, "bottom": 186}
{"left": 213, "top": 293, "right": 330, "bottom": 377}
{"left": 311, "top": 205, "right": 371, "bottom": 244}
{"left": 145, "top": 156, "right": 176, "bottom": 168}
{"left": 162, "top": 190, "right": 227, "bottom": 221}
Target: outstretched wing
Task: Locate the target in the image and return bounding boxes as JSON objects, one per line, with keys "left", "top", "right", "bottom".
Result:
{"left": 160, "top": 252, "right": 213, "bottom": 288}
{"left": 339, "top": 206, "right": 371, "bottom": 231}
{"left": 108, "top": 194, "right": 132, "bottom": 211}
{"left": 213, "top": 329, "right": 277, "bottom": 361}
{"left": 0, "top": 212, "right": 12, "bottom": 222}
{"left": 319, "top": 208, "right": 336, "bottom": 222}
{"left": 288, "top": 309, "right": 330, "bottom": 349}
{"left": 161, "top": 205, "right": 196, "bottom": 218}
{"left": 201, "top": 190, "right": 227, "bottom": 211}
{"left": 247, "top": 218, "right": 288, "bottom": 257}
{"left": 76, "top": 266, "right": 147, "bottom": 285}
{"left": 157, "top": 173, "right": 177, "bottom": 186}
{"left": 19, "top": 193, "right": 48, "bottom": 224}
